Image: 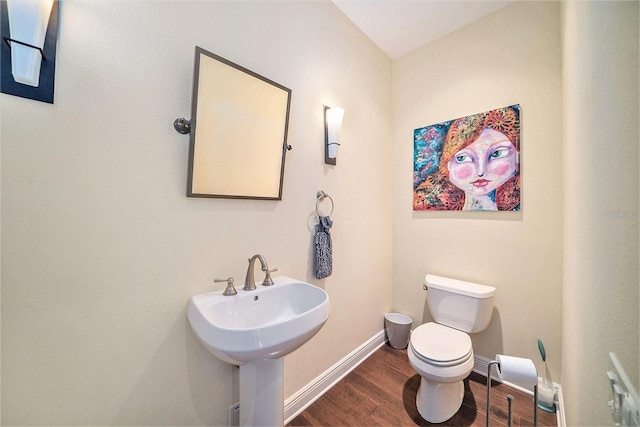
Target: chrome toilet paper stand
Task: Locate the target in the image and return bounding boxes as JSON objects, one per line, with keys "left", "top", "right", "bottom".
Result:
{"left": 487, "top": 360, "right": 538, "bottom": 427}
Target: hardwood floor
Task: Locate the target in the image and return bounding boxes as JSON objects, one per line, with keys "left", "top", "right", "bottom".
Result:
{"left": 288, "top": 345, "right": 558, "bottom": 427}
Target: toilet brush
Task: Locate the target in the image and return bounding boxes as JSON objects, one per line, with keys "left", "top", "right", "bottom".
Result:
{"left": 537, "top": 339, "right": 557, "bottom": 412}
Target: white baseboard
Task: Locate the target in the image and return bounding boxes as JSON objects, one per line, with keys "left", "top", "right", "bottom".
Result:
{"left": 284, "top": 329, "right": 387, "bottom": 424}
{"left": 474, "top": 354, "right": 566, "bottom": 427}
{"left": 284, "top": 336, "right": 565, "bottom": 427}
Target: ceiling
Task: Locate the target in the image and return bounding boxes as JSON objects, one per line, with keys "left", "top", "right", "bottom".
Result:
{"left": 331, "top": 0, "right": 515, "bottom": 60}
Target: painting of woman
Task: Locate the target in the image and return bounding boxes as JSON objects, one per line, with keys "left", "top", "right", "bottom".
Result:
{"left": 413, "top": 104, "right": 520, "bottom": 211}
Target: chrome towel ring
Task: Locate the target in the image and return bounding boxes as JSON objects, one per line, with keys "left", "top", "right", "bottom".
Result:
{"left": 316, "top": 190, "right": 334, "bottom": 216}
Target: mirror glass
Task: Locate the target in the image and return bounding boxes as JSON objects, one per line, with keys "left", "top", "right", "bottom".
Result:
{"left": 187, "top": 47, "right": 291, "bottom": 200}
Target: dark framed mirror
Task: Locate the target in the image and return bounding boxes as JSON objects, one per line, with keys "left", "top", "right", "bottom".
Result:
{"left": 187, "top": 46, "right": 291, "bottom": 200}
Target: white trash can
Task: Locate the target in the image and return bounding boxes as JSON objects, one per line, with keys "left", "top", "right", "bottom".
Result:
{"left": 384, "top": 313, "right": 412, "bottom": 349}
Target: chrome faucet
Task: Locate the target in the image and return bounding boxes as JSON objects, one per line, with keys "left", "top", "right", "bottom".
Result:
{"left": 244, "top": 254, "right": 277, "bottom": 290}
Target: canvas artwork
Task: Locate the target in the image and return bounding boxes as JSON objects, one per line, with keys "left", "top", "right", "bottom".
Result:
{"left": 413, "top": 104, "right": 521, "bottom": 211}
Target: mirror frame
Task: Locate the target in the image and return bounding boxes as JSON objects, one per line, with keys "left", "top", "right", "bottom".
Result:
{"left": 186, "top": 46, "right": 292, "bottom": 200}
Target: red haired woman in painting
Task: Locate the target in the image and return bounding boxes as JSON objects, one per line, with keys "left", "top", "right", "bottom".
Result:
{"left": 413, "top": 105, "right": 520, "bottom": 211}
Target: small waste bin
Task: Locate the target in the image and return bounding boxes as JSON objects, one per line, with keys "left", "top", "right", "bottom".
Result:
{"left": 384, "top": 313, "right": 412, "bottom": 349}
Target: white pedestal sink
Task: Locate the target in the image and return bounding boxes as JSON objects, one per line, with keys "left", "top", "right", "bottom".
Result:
{"left": 187, "top": 276, "right": 330, "bottom": 426}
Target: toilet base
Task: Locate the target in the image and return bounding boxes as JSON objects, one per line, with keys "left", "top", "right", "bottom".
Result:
{"left": 416, "top": 376, "right": 465, "bottom": 423}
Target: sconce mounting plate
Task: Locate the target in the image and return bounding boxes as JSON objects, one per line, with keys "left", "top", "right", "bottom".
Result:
{"left": 324, "top": 106, "right": 336, "bottom": 165}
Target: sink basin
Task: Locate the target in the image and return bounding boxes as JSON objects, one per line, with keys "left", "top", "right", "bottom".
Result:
{"left": 187, "top": 275, "right": 330, "bottom": 365}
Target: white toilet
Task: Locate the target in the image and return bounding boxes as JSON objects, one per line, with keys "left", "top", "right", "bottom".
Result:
{"left": 408, "top": 274, "right": 496, "bottom": 423}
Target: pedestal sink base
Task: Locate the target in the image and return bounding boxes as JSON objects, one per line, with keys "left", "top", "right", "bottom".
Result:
{"left": 239, "top": 358, "right": 284, "bottom": 427}
{"left": 187, "top": 277, "right": 330, "bottom": 425}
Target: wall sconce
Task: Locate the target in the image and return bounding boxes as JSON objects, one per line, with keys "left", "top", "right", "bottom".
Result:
{"left": 1, "top": 0, "right": 58, "bottom": 103}
{"left": 5, "top": 0, "right": 54, "bottom": 86}
{"left": 324, "top": 106, "right": 344, "bottom": 165}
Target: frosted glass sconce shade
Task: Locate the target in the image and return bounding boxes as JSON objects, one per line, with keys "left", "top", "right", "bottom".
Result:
{"left": 324, "top": 106, "right": 344, "bottom": 165}
{"left": 6, "top": 0, "right": 54, "bottom": 87}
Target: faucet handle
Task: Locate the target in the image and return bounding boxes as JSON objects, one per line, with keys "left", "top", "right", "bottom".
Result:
{"left": 262, "top": 268, "right": 277, "bottom": 287}
{"left": 214, "top": 277, "right": 237, "bottom": 296}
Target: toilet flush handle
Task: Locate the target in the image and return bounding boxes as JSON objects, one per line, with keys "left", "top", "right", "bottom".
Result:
{"left": 423, "top": 284, "right": 427, "bottom": 291}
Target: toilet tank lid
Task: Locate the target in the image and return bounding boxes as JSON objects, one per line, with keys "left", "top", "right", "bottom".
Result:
{"left": 425, "top": 274, "right": 496, "bottom": 298}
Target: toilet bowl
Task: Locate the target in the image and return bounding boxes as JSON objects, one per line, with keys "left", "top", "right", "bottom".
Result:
{"left": 408, "top": 322, "right": 475, "bottom": 422}
{"left": 408, "top": 274, "right": 495, "bottom": 423}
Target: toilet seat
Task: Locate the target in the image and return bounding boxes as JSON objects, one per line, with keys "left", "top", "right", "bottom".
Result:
{"left": 410, "top": 323, "right": 472, "bottom": 367}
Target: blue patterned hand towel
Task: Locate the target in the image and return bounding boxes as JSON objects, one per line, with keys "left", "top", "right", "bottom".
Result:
{"left": 314, "top": 216, "right": 333, "bottom": 279}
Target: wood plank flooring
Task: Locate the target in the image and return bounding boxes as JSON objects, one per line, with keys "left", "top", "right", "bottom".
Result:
{"left": 288, "top": 345, "right": 558, "bottom": 427}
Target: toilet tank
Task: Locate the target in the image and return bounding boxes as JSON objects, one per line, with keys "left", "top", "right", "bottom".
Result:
{"left": 425, "top": 274, "right": 496, "bottom": 333}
